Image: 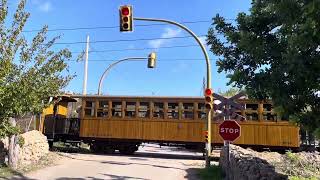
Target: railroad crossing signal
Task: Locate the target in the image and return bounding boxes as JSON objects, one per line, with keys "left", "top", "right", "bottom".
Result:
{"left": 204, "top": 88, "right": 213, "bottom": 110}
{"left": 213, "top": 92, "right": 246, "bottom": 121}
{"left": 219, "top": 120, "right": 241, "bottom": 142}
{"left": 119, "top": 5, "right": 133, "bottom": 32}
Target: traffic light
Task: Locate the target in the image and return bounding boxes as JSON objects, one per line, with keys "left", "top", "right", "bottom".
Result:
{"left": 204, "top": 131, "right": 209, "bottom": 143}
{"left": 119, "top": 5, "right": 133, "bottom": 32}
{"left": 148, "top": 52, "right": 156, "bottom": 68}
{"left": 204, "top": 88, "right": 213, "bottom": 110}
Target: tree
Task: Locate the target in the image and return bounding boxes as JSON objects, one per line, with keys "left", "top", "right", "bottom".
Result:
{"left": 217, "top": 87, "right": 243, "bottom": 97}
{"left": 0, "top": 0, "right": 74, "bottom": 168}
{"left": 207, "top": 0, "right": 320, "bottom": 138}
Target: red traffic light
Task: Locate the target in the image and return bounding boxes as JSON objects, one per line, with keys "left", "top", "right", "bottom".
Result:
{"left": 121, "top": 7, "right": 130, "bottom": 15}
{"left": 205, "top": 88, "right": 213, "bottom": 96}
{"left": 119, "top": 5, "right": 133, "bottom": 32}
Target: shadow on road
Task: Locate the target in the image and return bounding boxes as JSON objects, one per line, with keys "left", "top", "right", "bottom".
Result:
{"left": 100, "top": 160, "right": 185, "bottom": 170}
{"left": 1, "top": 172, "right": 38, "bottom": 180}
{"left": 184, "top": 168, "right": 201, "bottom": 180}
{"left": 54, "top": 173, "right": 149, "bottom": 180}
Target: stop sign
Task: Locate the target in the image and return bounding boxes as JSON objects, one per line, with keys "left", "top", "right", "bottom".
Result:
{"left": 219, "top": 120, "right": 241, "bottom": 142}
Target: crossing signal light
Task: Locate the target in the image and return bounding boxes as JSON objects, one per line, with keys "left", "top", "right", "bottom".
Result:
{"left": 204, "top": 131, "right": 209, "bottom": 143}
{"left": 204, "top": 88, "right": 213, "bottom": 110}
{"left": 119, "top": 5, "right": 133, "bottom": 32}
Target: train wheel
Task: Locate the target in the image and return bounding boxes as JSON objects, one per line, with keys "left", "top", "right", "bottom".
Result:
{"left": 119, "top": 144, "right": 138, "bottom": 155}
{"left": 103, "top": 146, "right": 115, "bottom": 154}
{"left": 90, "top": 143, "right": 103, "bottom": 153}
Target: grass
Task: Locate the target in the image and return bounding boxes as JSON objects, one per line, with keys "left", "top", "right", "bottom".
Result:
{"left": 286, "top": 151, "right": 299, "bottom": 162}
{"left": 0, "top": 165, "right": 20, "bottom": 178}
{"left": 0, "top": 151, "right": 62, "bottom": 179}
{"left": 198, "top": 165, "right": 224, "bottom": 180}
{"left": 289, "top": 176, "right": 318, "bottom": 180}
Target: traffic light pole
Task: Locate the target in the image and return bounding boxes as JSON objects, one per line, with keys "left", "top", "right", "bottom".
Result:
{"left": 97, "top": 57, "right": 147, "bottom": 95}
{"left": 133, "top": 17, "right": 212, "bottom": 168}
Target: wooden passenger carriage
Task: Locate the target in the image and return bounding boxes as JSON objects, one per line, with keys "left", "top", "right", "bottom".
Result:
{"left": 40, "top": 95, "right": 300, "bottom": 154}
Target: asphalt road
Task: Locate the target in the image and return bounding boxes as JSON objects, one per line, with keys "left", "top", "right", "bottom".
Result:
{"left": 9, "top": 144, "right": 215, "bottom": 180}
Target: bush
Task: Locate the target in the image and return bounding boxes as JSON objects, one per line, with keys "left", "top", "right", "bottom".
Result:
{"left": 198, "top": 165, "right": 224, "bottom": 180}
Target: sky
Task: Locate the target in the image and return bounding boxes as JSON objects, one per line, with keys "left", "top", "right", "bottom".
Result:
{"left": 7, "top": 0, "right": 252, "bottom": 96}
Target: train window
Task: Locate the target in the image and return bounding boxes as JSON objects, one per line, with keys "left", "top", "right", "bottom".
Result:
{"left": 153, "top": 102, "right": 164, "bottom": 118}
{"left": 182, "top": 103, "right": 194, "bottom": 119}
{"left": 183, "top": 103, "right": 194, "bottom": 110}
{"left": 111, "top": 101, "right": 122, "bottom": 117}
{"left": 246, "top": 103, "right": 258, "bottom": 110}
{"left": 97, "top": 101, "right": 109, "bottom": 117}
{"left": 138, "top": 102, "right": 149, "bottom": 118}
{"left": 263, "top": 104, "right": 272, "bottom": 111}
{"left": 197, "top": 103, "right": 206, "bottom": 119}
{"left": 84, "top": 101, "right": 95, "bottom": 117}
{"left": 125, "top": 102, "right": 136, "bottom": 117}
{"left": 168, "top": 103, "right": 179, "bottom": 119}
{"left": 245, "top": 112, "right": 258, "bottom": 121}
{"left": 263, "top": 113, "right": 277, "bottom": 121}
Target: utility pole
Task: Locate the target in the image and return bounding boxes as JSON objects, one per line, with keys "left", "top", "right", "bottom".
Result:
{"left": 83, "top": 35, "right": 89, "bottom": 95}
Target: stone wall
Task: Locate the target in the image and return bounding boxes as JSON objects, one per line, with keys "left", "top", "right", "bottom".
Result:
{"left": 219, "top": 145, "right": 288, "bottom": 180}
{"left": 0, "top": 130, "right": 49, "bottom": 168}
{"left": 18, "top": 130, "right": 49, "bottom": 168}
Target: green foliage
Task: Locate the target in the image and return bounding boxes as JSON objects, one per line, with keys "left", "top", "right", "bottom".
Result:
{"left": 0, "top": 0, "right": 74, "bottom": 137}
{"left": 0, "top": 120, "right": 20, "bottom": 138}
{"left": 17, "top": 135, "right": 24, "bottom": 147}
{"left": 0, "top": 165, "right": 20, "bottom": 178}
{"left": 207, "top": 0, "right": 320, "bottom": 136}
{"left": 198, "top": 165, "right": 224, "bottom": 180}
{"left": 217, "top": 87, "right": 244, "bottom": 97}
{"left": 286, "top": 151, "right": 299, "bottom": 162}
{"left": 289, "top": 176, "right": 318, "bottom": 180}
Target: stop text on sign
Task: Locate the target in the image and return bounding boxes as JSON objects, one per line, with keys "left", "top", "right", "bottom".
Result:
{"left": 220, "top": 128, "right": 240, "bottom": 134}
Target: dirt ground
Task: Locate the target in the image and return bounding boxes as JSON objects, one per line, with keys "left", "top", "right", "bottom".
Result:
{"left": 6, "top": 144, "right": 218, "bottom": 180}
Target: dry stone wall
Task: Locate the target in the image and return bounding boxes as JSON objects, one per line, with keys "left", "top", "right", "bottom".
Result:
{"left": 0, "top": 130, "right": 49, "bottom": 168}
{"left": 219, "top": 144, "right": 288, "bottom": 180}
{"left": 18, "top": 130, "right": 49, "bottom": 167}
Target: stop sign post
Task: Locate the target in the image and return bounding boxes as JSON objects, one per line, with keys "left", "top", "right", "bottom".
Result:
{"left": 219, "top": 120, "right": 241, "bottom": 142}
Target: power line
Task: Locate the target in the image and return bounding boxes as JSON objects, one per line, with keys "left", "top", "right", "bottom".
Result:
{"left": 22, "top": 19, "right": 236, "bottom": 33}
{"left": 66, "top": 58, "right": 217, "bottom": 62}
{"left": 72, "top": 44, "right": 201, "bottom": 53}
{"left": 53, "top": 34, "right": 207, "bottom": 45}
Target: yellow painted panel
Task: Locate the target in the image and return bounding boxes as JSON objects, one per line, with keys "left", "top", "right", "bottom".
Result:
{"left": 42, "top": 104, "right": 68, "bottom": 116}
{"left": 212, "top": 121, "right": 299, "bottom": 147}
{"left": 79, "top": 118, "right": 299, "bottom": 148}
